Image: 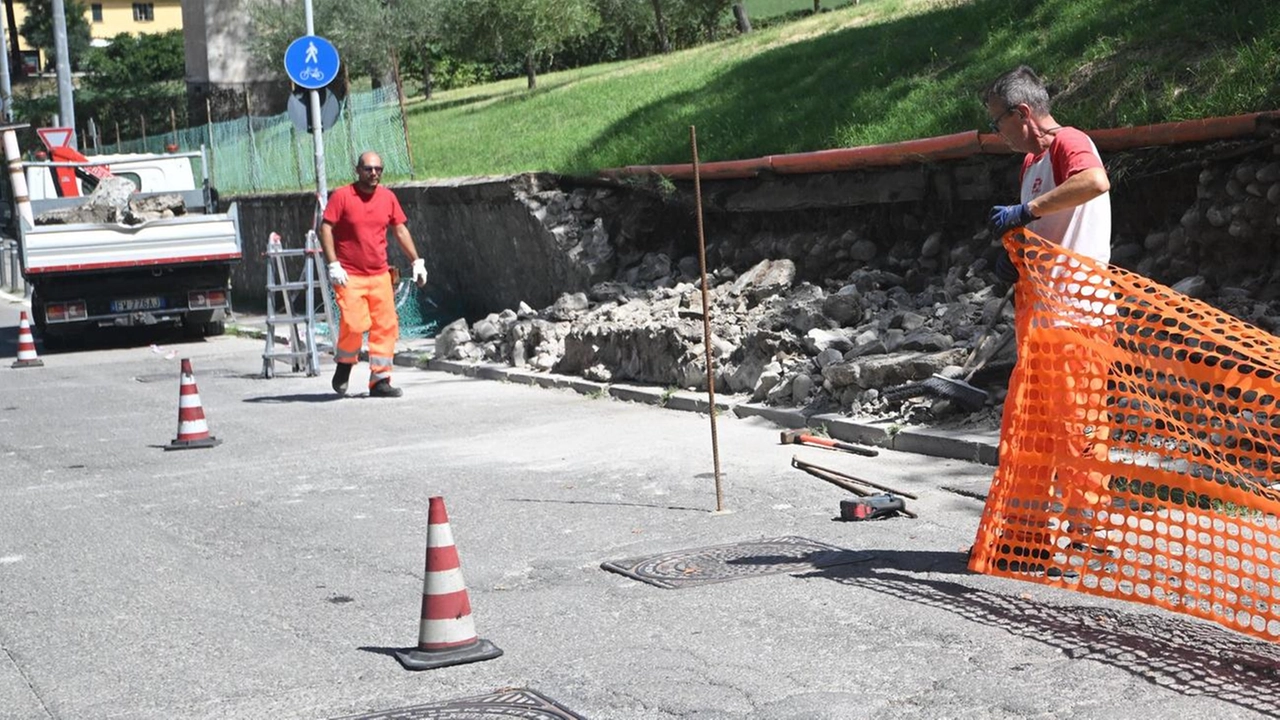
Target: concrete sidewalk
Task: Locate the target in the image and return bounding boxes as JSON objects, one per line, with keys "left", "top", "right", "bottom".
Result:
{"left": 229, "top": 311, "right": 1002, "bottom": 468}
{"left": 1, "top": 288, "right": 1000, "bottom": 468}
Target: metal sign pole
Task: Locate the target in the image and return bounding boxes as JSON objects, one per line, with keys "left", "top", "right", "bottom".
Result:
{"left": 51, "top": 0, "right": 75, "bottom": 147}
{"left": 303, "top": 0, "right": 327, "bottom": 215}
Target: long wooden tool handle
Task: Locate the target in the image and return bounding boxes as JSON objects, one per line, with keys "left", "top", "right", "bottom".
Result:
{"left": 791, "top": 456, "right": 920, "bottom": 500}
{"left": 831, "top": 438, "right": 879, "bottom": 457}
{"left": 792, "top": 457, "right": 873, "bottom": 496}
{"left": 792, "top": 457, "right": 919, "bottom": 519}
{"left": 800, "top": 435, "right": 879, "bottom": 457}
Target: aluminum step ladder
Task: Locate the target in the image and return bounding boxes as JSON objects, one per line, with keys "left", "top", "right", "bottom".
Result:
{"left": 262, "top": 230, "right": 335, "bottom": 378}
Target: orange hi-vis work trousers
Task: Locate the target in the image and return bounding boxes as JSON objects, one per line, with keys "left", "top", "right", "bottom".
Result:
{"left": 333, "top": 272, "right": 398, "bottom": 388}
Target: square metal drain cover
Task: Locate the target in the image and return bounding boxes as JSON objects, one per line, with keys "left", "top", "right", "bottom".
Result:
{"left": 133, "top": 368, "right": 250, "bottom": 384}
{"left": 602, "top": 535, "right": 871, "bottom": 589}
{"left": 333, "top": 688, "right": 586, "bottom": 719}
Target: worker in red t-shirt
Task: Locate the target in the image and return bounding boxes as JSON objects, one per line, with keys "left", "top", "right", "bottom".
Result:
{"left": 319, "top": 151, "right": 427, "bottom": 398}
{"left": 984, "top": 65, "right": 1111, "bottom": 275}
{"left": 979, "top": 66, "right": 1115, "bottom": 570}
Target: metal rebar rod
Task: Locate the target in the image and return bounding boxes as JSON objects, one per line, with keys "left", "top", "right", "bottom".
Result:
{"left": 690, "top": 125, "right": 723, "bottom": 512}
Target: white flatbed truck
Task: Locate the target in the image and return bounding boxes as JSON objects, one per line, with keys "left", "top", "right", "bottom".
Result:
{"left": 6, "top": 144, "right": 241, "bottom": 347}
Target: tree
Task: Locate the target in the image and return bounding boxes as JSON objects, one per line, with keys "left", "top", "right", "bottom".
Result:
{"left": 4, "top": 0, "right": 23, "bottom": 77}
{"left": 677, "top": 0, "right": 732, "bottom": 42}
{"left": 18, "top": 0, "right": 92, "bottom": 71}
{"left": 382, "top": 0, "right": 447, "bottom": 99}
{"left": 246, "top": 0, "right": 348, "bottom": 81}
{"left": 557, "top": 0, "right": 650, "bottom": 62}
{"left": 649, "top": 0, "right": 671, "bottom": 53}
{"left": 73, "top": 30, "right": 186, "bottom": 140}
{"left": 246, "top": 0, "right": 441, "bottom": 92}
{"left": 81, "top": 29, "right": 184, "bottom": 88}
{"left": 443, "top": 0, "right": 599, "bottom": 90}
{"left": 732, "top": 2, "right": 750, "bottom": 33}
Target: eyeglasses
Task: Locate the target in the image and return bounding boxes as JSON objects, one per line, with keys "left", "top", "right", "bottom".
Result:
{"left": 988, "top": 106, "right": 1018, "bottom": 133}
{"left": 358, "top": 165, "right": 383, "bottom": 173}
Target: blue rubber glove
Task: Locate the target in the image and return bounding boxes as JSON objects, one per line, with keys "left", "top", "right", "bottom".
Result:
{"left": 988, "top": 203, "right": 1037, "bottom": 235}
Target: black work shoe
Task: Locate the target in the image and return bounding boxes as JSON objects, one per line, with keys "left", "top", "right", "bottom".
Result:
{"left": 369, "top": 378, "right": 403, "bottom": 398}
{"left": 332, "top": 362, "right": 353, "bottom": 395}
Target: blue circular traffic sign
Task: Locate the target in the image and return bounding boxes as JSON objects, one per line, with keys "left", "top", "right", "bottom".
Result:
{"left": 284, "top": 35, "right": 341, "bottom": 90}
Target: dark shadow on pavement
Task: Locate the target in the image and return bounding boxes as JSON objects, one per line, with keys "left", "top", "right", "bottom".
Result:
{"left": 799, "top": 555, "right": 1280, "bottom": 716}
{"left": 731, "top": 548, "right": 967, "bottom": 575}
{"left": 507, "top": 497, "right": 707, "bottom": 513}
{"left": 36, "top": 325, "right": 204, "bottom": 355}
{"left": 356, "top": 646, "right": 402, "bottom": 659}
{"left": 244, "top": 393, "right": 343, "bottom": 404}
{"left": 0, "top": 322, "right": 15, "bottom": 358}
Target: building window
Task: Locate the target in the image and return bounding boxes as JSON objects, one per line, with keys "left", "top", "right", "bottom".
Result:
{"left": 91, "top": 4, "right": 103, "bottom": 22}
{"left": 132, "top": 3, "right": 154, "bottom": 21}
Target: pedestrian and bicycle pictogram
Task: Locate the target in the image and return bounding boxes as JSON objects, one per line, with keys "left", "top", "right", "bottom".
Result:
{"left": 284, "top": 34, "right": 340, "bottom": 90}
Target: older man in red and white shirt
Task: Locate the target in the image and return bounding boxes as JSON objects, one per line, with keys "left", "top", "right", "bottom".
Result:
{"left": 984, "top": 65, "right": 1111, "bottom": 274}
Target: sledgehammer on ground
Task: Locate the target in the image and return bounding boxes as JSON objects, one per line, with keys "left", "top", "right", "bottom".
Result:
{"left": 780, "top": 429, "right": 879, "bottom": 457}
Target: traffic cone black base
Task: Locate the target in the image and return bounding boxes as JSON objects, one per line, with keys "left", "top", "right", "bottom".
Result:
{"left": 395, "top": 638, "right": 503, "bottom": 671}
{"left": 165, "top": 437, "right": 222, "bottom": 451}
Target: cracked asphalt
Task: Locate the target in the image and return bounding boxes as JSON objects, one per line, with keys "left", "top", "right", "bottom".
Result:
{"left": 3, "top": 298, "right": 1279, "bottom": 719}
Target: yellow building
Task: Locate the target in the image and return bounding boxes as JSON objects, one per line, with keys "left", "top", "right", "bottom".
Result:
{"left": 87, "top": 1, "right": 183, "bottom": 37}
{"left": 6, "top": 0, "right": 182, "bottom": 73}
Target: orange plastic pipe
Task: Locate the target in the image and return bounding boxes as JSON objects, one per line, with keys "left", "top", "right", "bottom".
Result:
{"left": 599, "top": 111, "right": 1278, "bottom": 180}
{"left": 767, "top": 131, "right": 982, "bottom": 174}
{"left": 1087, "top": 111, "right": 1276, "bottom": 152}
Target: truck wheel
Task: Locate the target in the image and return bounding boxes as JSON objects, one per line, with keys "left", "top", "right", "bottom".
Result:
{"left": 204, "top": 320, "right": 225, "bottom": 337}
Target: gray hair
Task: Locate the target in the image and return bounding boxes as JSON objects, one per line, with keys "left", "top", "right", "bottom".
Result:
{"left": 983, "top": 66, "right": 1051, "bottom": 115}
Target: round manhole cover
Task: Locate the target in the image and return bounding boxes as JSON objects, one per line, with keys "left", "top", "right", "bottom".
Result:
{"left": 602, "top": 535, "right": 871, "bottom": 589}
{"left": 333, "top": 688, "right": 585, "bottom": 720}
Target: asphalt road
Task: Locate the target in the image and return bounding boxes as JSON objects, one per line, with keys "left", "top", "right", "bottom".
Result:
{"left": 3, "top": 295, "right": 1280, "bottom": 720}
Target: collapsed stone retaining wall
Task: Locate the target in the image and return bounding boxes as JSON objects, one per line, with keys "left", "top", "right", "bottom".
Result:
{"left": 229, "top": 133, "right": 1280, "bottom": 420}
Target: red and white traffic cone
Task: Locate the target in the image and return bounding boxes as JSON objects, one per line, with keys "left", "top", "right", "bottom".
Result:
{"left": 11, "top": 311, "right": 44, "bottom": 368}
{"left": 165, "top": 358, "right": 220, "bottom": 450}
{"left": 395, "top": 496, "right": 502, "bottom": 671}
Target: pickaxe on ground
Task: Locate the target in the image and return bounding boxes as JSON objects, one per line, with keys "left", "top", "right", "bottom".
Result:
{"left": 780, "top": 429, "right": 879, "bottom": 457}
{"left": 790, "top": 455, "right": 919, "bottom": 519}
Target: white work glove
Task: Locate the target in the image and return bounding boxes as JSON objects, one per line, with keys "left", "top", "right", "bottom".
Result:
{"left": 412, "top": 258, "right": 428, "bottom": 287}
{"left": 328, "top": 261, "right": 348, "bottom": 287}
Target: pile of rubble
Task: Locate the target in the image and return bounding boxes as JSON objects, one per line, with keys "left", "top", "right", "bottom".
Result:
{"left": 435, "top": 250, "right": 1016, "bottom": 425}
{"left": 431, "top": 142, "right": 1280, "bottom": 427}
{"left": 34, "top": 176, "right": 187, "bottom": 226}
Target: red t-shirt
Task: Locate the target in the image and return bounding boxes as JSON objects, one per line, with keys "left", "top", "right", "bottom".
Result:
{"left": 1018, "top": 126, "right": 1103, "bottom": 186}
{"left": 323, "top": 184, "right": 407, "bottom": 276}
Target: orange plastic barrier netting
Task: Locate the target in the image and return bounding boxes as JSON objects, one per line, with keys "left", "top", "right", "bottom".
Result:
{"left": 969, "top": 228, "right": 1280, "bottom": 642}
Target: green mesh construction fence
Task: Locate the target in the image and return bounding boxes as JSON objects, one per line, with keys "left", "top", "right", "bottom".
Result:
{"left": 394, "top": 281, "right": 440, "bottom": 339}
{"left": 314, "top": 280, "right": 441, "bottom": 344}
{"left": 93, "top": 87, "right": 412, "bottom": 194}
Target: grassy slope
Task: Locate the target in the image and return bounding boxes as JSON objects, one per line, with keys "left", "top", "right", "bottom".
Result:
{"left": 404, "top": 0, "right": 1280, "bottom": 179}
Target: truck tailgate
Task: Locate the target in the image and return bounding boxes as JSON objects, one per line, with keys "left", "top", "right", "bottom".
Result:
{"left": 21, "top": 203, "right": 241, "bottom": 275}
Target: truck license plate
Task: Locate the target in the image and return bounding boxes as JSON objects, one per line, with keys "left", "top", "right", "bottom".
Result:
{"left": 111, "top": 296, "right": 165, "bottom": 312}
